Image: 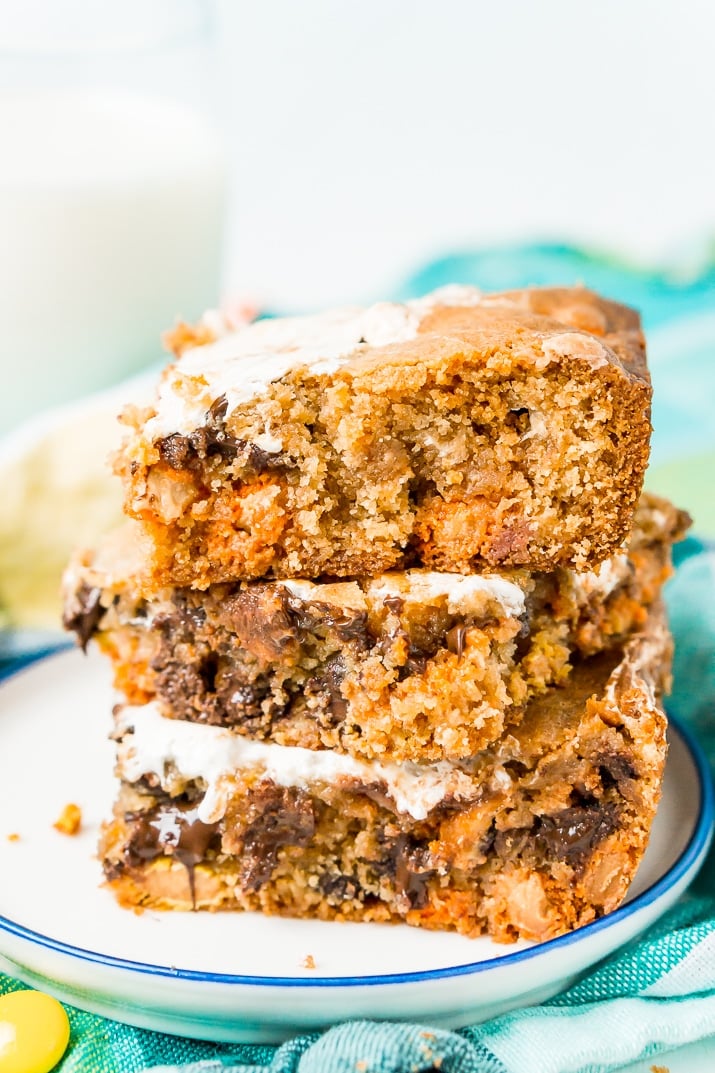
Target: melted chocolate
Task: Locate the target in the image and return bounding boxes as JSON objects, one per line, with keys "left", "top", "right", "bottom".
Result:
{"left": 394, "top": 838, "right": 434, "bottom": 909}
{"left": 446, "top": 623, "right": 467, "bottom": 657}
{"left": 154, "top": 595, "right": 207, "bottom": 638}
{"left": 152, "top": 653, "right": 279, "bottom": 730}
{"left": 123, "top": 803, "right": 220, "bottom": 908}
{"left": 371, "top": 831, "right": 435, "bottom": 908}
{"left": 156, "top": 396, "right": 292, "bottom": 475}
{"left": 150, "top": 588, "right": 287, "bottom": 730}
{"left": 305, "top": 654, "right": 349, "bottom": 724}
{"left": 282, "top": 593, "right": 370, "bottom": 647}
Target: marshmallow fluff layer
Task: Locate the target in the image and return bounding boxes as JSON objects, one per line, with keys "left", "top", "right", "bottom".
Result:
{"left": 115, "top": 702, "right": 482, "bottom": 824}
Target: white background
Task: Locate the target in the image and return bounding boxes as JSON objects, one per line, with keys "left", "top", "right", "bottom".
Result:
{"left": 213, "top": 0, "right": 715, "bottom": 310}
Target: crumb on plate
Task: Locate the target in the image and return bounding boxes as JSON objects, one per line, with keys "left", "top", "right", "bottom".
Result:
{"left": 301, "top": 954, "right": 316, "bottom": 970}
{"left": 53, "top": 803, "right": 82, "bottom": 836}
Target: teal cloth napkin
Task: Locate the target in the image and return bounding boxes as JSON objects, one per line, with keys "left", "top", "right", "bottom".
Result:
{"left": 2, "top": 243, "right": 715, "bottom": 1072}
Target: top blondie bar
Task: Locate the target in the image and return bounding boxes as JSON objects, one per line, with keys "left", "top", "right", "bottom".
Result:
{"left": 116, "top": 285, "right": 651, "bottom": 589}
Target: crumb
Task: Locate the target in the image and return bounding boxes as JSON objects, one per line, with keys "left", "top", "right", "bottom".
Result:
{"left": 650, "top": 1066, "right": 670, "bottom": 1073}
{"left": 53, "top": 803, "right": 82, "bottom": 836}
{"left": 162, "top": 320, "right": 216, "bottom": 357}
{"left": 301, "top": 954, "right": 316, "bottom": 970}
{"left": 355, "top": 1063, "right": 368, "bottom": 1072}
{"left": 6, "top": 833, "right": 20, "bottom": 842}
{"left": 133, "top": 906, "right": 145, "bottom": 916}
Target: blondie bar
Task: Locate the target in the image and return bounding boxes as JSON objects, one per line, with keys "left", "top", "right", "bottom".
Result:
{"left": 115, "top": 286, "right": 651, "bottom": 588}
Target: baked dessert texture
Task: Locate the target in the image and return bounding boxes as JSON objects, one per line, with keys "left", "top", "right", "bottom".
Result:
{"left": 99, "top": 603, "right": 670, "bottom": 943}
{"left": 63, "top": 493, "right": 687, "bottom": 765}
{"left": 115, "top": 285, "right": 652, "bottom": 589}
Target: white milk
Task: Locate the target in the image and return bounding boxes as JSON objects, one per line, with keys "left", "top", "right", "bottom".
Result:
{"left": 0, "top": 89, "right": 227, "bottom": 432}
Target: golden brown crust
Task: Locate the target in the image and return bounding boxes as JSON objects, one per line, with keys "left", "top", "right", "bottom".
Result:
{"left": 493, "top": 286, "right": 648, "bottom": 382}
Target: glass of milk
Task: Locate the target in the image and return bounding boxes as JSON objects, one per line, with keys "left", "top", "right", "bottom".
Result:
{"left": 0, "top": 0, "right": 228, "bottom": 433}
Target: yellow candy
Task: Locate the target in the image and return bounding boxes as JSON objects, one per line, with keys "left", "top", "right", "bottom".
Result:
{"left": 0, "top": 990, "right": 70, "bottom": 1073}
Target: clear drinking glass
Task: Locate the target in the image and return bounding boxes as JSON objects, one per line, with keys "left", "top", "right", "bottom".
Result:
{"left": 0, "top": 0, "right": 228, "bottom": 433}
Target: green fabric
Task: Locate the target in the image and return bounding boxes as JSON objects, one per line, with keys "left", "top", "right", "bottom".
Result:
{"left": 2, "top": 245, "right": 714, "bottom": 1072}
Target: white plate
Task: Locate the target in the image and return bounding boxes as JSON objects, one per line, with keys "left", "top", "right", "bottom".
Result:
{"left": 0, "top": 649, "right": 711, "bottom": 1043}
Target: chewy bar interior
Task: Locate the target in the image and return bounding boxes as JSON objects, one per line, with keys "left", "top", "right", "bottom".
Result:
{"left": 115, "top": 285, "right": 652, "bottom": 590}
{"left": 99, "top": 606, "right": 670, "bottom": 943}
{"left": 64, "top": 493, "right": 687, "bottom": 765}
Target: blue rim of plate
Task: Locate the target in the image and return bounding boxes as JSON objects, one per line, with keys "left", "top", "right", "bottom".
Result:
{"left": 0, "top": 650, "right": 712, "bottom": 989}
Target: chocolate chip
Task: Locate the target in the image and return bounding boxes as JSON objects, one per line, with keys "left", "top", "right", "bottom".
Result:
{"left": 155, "top": 595, "right": 207, "bottom": 636}
{"left": 319, "top": 873, "right": 362, "bottom": 904}
{"left": 331, "top": 611, "right": 370, "bottom": 644}
{"left": 189, "top": 424, "right": 242, "bottom": 464}
{"left": 235, "top": 783, "right": 316, "bottom": 892}
{"left": 151, "top": 649, "right": 278, "bottom": 730}
{"left": 243, "top": 442, "right": 291, "bottom": 473}
{"left": 536, "top": 804, "right": 618, "bottom": 865}
{"left": 150, "top": 658, "right": 206, "bottom": 717}
{"left": 599, "top": 753, "right": 639, "bottom": 792}
{"left": 157, "top": 432, "right": 192, "bottom": 469}
{"left": 378, "top": 597, "right": 433, "bottom": 680}
{"left": 63, "top": 583, "right": 104, "bottom": 651}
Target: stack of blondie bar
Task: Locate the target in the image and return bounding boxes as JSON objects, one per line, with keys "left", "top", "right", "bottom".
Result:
{"left": 64, "top": 285, "right": 688, "bottom": 942}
